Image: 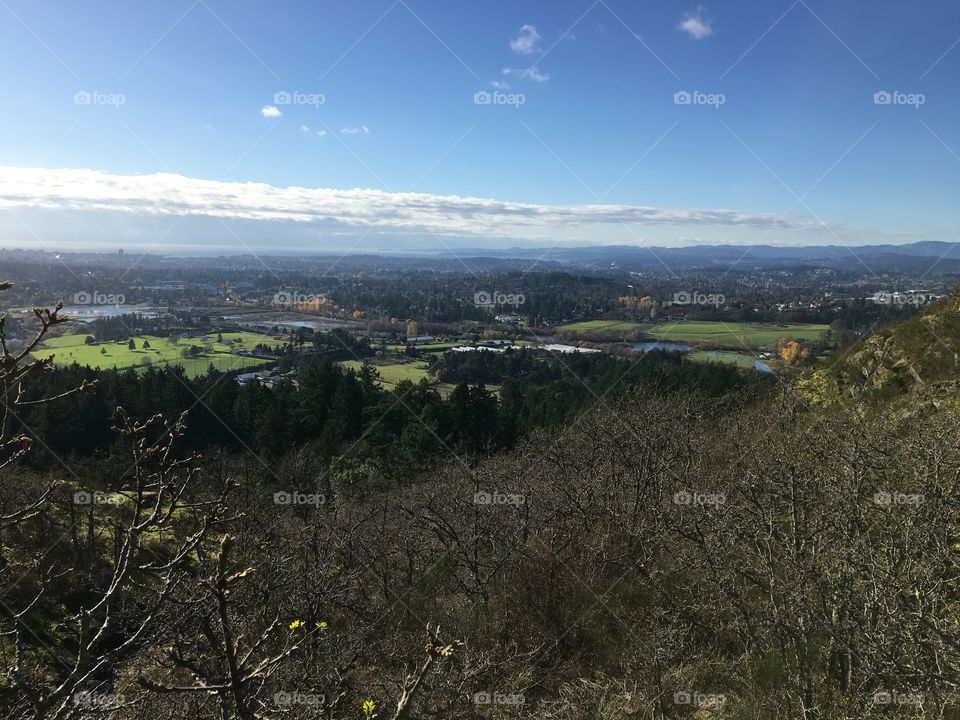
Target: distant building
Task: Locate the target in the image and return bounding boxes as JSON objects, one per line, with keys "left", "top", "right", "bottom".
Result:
{"left": 406, "top": 335, "right": 435, "bottom": 345}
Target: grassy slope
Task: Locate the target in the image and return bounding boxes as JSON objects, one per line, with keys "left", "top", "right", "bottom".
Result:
{"left": 801, "top": 293, "right": 960, "bottom": 404}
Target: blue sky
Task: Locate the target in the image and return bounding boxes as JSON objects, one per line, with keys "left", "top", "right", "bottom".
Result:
{"left": 1, "top": 0, "right": 959, "bottom": 252}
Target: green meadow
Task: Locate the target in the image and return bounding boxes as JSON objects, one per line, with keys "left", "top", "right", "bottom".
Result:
{"left": 557, "top": 320, "right": 645, "bottom": 333}
{"left": 338, "top": 358, "right": 496, "bottom": 398}
{"left": 38, "top": 331, "right": 282, "bottom": 377}
{"left": 339, "top": 358, "right": 435, "bottom": 385}
{"left": 645, "top": 321, "right": 828, "bottom": 348}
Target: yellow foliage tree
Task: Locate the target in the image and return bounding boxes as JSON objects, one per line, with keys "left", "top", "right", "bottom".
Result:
{"left": 778, "top": 337, "right": 811, "bottom": 365}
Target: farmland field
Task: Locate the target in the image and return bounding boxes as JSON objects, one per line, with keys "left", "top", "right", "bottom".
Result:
{"left": 37, "top": 332, "right": 282, "bottom": 377}
{"left": 646, "top": 321, "right": 828, "bottom": 348}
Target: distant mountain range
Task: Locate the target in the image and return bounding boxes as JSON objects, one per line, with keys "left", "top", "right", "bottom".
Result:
{"left": 443, "top": 241, "right": 960, "bottom": 273}
{"left": 5, "top": 241, "right": 960, "bottom": 275}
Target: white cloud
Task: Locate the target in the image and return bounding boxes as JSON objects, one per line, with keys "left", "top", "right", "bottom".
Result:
{"left": 491, "top": 80, "right": 511, "bottom": 90}
{"left": 316, "top": 129, "right": 328, "bottom": 137}
{"left": 678, "top": 7, "right": 714, "bottom": 39}
{"left": 509, "top": 24, "right": 541, "bottom": 54}
{"left": 341, "top": 126, "right": 369, "bottom": 135}
{"left": 260, "top": 105, "right": 282, "bottom": 118}
{"left": 0, "top": 166, "right": 841, "bottom": 243}
{"left": 300, "top": 125, "right": 310, "bottom": 134}
{"left": 502, "top": 66, "right": 550, "bottom": 82}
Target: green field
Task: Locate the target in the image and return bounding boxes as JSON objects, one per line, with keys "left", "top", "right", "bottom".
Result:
{"left": 557, "top": 320, "right": 644, "bottom": 333}
{"left": 646, "top": 321, "right": 828, "bottom": 349}
{"left": 338, "top": 358, "right": 498, "bottom": 398}
{"left": 39, "top": 331, "right": 282, "bottom": 377}
{"left": 339, "top": 358, "right": 435, "bottom": 386}
{"left": 688, "top": 350, "right": 771, "bottom": 369}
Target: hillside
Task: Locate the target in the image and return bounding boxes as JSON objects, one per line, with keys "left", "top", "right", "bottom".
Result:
{"left": 803, "top": 288, "right": 960, "bottom": 404}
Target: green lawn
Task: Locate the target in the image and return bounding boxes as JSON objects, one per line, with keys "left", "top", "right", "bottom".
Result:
{"left": 646, "top": 321, "right": 828, "bottom": 349}
{"left": 38, "top": 331, "right": 283, "bottom": 377}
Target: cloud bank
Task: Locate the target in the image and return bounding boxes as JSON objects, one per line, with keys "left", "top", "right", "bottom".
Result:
{"left": 0, "top": 166, "right": 840, "bottom": 246}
